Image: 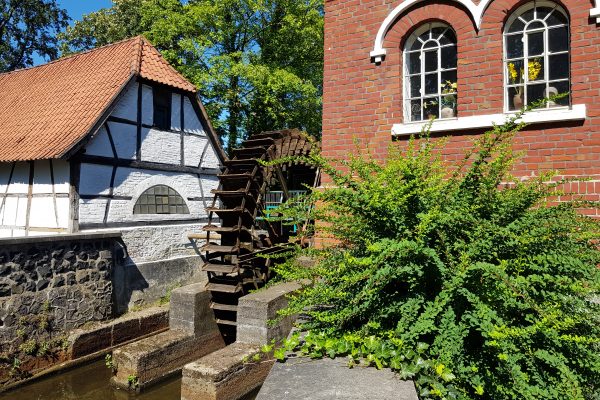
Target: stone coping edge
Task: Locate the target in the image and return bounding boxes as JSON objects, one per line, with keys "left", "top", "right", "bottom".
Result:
{"left": 0, "top": 231, "right": 123, "bottom": 246}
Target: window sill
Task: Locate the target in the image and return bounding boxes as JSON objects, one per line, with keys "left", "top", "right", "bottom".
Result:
{"left": 391, "top": 104, "right": 587, "bottom": 137}
{"left": 591, "top": 7, "right": 600, "bottom": 24}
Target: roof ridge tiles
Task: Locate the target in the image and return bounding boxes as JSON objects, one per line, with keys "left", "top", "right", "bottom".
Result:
{"left": 0, "top": 36, "right": 144, "bottom": 78}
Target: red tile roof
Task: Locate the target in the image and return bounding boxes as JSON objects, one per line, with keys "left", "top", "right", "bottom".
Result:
{"left": 0, "top": 36, "right": 198, "bottom": 162}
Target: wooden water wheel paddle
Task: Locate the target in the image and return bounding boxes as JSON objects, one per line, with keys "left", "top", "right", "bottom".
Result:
{"left": 199, "top": 129, "right": 317, "bottom": 342}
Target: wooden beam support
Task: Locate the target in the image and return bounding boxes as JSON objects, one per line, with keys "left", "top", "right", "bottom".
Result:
{"left": 76, "top": 155, "right": 219, "bottom": 176}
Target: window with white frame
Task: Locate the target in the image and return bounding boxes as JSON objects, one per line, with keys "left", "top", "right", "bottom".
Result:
{"left": 504, "top": 2, "right": 570, "bottom": 111}
{"left": 404, "top": 23, "right": 457, "bottom": 122}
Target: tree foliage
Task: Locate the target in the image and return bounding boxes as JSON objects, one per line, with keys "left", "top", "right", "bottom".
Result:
{"left": 59, "top": 0, "right": 323, "bottom": 151}
{"left": 0, "top": 0, "right": 69, "bottom": 72}
{"left": 269, "top": 116, "right": 600, "bottom": 399}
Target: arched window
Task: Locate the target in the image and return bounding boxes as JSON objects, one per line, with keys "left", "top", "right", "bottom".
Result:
{"left": 504, "top": 2, "right": 570, "bottom": 111}
{"left": 133, "top": 185, "right": 189, "bottom": 215}
{"left": 404, "top": 23, "right": 457, "bottom": 122}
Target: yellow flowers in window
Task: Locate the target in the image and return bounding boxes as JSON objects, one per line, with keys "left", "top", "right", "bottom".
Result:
{"left": 507, "top": 62, "right": 519, "bottom": 84}
{"left": 507, "top": 58, "right": 542, "bottom": 97}
{"left": 528, "top": 59, "right": 542, "bottom": 81}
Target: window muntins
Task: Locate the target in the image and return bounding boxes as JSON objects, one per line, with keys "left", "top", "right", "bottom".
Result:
{"left": 133, "top": 185, "right": 189, "bottom": 215}
{"left": 504, "top": 2, "right": 570, "bottom": 112}
{"left": 404, "top": 23, "right": 458, "bottom": 123}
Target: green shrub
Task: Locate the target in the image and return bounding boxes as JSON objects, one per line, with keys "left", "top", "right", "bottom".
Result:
{"left": 18, "top": 339, "right": 37, "bottom": 356}
{"left": 271, "top": 116, "right": 600, "bottom": 399}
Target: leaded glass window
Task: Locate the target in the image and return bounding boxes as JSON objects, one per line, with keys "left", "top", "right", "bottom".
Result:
{"left": 404, "top": 23, "right": 457, "bottom": 122}
{"left": 134, "top": 185, "right": 189, "bottom": 215}
{"left": 504, "top": 2, "right": 570, "bottom": 111}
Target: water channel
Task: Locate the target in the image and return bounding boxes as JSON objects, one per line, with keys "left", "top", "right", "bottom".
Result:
{"left": 1, "top": 359, "right": 261, "bottom": 400}
{"left": 0, "top": 360, "right": 180, "bottom": 400}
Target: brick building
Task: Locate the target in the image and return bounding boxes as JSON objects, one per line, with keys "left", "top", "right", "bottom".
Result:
{"left": 323, "top": 0, "right": 600, "bottom": 215}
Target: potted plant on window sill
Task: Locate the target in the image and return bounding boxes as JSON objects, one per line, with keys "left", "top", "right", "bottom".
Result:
{"left": 423, "top": 100, "right": 438, "bottom": 120}
{"left": 507, "top": 59, "right": 542, "bottom": 109}
{"left": 440, "top": 80, "right": 457, "bottom": 119}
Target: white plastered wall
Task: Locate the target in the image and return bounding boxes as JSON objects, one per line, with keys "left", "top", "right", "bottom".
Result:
{"left": 0, "top": 160, "right": 70, "bottom": 237}
{"left": 79, "top": 80, "right": 223, "bottom": 263}
{"left": 78, "top": 166, "right": 218, "bottom": 225}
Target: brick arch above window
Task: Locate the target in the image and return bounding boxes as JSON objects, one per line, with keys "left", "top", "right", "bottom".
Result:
{"left": 371, "top": 0, "right": 599, "bottom": 64}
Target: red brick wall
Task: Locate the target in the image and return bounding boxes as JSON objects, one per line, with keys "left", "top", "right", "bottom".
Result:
{"left": 323, "top": 0, "right": 600, "bottom": 215}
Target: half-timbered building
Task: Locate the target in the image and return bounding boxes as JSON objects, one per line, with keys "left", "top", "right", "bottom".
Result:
{"left": 0, "top": 36, "right": 226, "bottom": 308}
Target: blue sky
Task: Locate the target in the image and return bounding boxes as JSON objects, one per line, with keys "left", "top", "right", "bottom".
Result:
{"left": 60, "top": 0, "right": 112, "bottom": 20}
{"left": 33, "top": 0, "right": 113, "bottom": 65}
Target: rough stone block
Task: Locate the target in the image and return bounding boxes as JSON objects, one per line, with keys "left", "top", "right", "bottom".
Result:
{"left": 138, "top": 307, "right": 169, "bottom": 334}
{"left": 112, "top": 329, "right": 225, "bottom": 391}
{"left": 181, "top": 343, "right": 272, "bottom": 400}
{"left": 69, "top": 325, "right": 112, "bottom": 358}
{"left": 111, "top": 314, "right": 141, "bottom": 346}
{"left": 236, "top": 282, "right": 301, "bottom": 346}
{"left": 169, "top": 283, "right": 216, "bottom": 336}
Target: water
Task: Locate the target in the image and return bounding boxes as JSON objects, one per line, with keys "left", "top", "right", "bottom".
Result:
{"left": 0, "top": 360, "right": 181, "bottom": 400}
{"left": 1, "top": 359, "right": 261, "bottom": 400}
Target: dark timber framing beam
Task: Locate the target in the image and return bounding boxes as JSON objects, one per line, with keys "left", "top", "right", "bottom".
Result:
{"left": 180, "top": 93, "right": 185, "bottom": 167}
{"left": 136, "top": 81, "right": 143, "bottom": 162}
{"left": 108, "top": 113, "right": 214, "bottom": 139}
{"left": 80, "top": 218, "right": 209, "bottom": 230}
{"left": 69, "top": 160, "right": 81, "bottom": 233}
{"left": 24, "top": 161, "right": 34, "bottom": 234}
{"left": 0, "top": 163, "right": 16, "bottom": 215}
{"left": 76, "top": 155, "right": 220, "bottom": 176}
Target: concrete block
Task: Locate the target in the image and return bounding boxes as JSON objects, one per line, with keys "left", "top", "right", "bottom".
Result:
{"left": 236, "top": 282, "right": 301, "bottom": 346}
{"left": 169, "top": 283, "right": 217, "bottom": 336}
{"left": 181, "top": 343, "right": 273, "bottom": 400}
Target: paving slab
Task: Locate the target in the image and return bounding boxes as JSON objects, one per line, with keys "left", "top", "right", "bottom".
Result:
{"left": 256, "top": 356, "right": 419, "bottom": 400}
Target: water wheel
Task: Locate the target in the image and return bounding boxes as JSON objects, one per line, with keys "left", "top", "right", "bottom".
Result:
{"left": 200, "top": 129, "right": 317, "bottom": 341}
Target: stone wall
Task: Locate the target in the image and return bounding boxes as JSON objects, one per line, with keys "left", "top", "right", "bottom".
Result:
{"left": 0, "top": 232, "right": 121, "bottom": 355}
